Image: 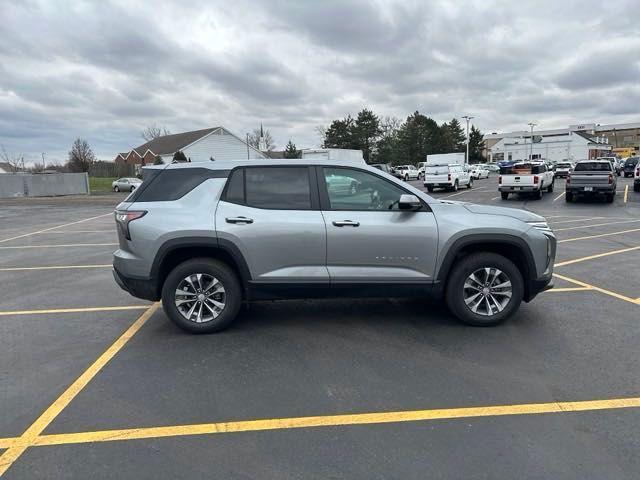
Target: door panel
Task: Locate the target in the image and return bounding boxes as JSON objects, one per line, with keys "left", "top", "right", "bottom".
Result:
{"left": 216, "top": 201, "right": 328, "bottom": 282}
{"left": 319, "top": 166, "right": 438, "bottom": 283}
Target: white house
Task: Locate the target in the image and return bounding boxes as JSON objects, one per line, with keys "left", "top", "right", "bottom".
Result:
{"left": 487, "top": 130, "right": 612, "bottom": 163}
{"left": 116, "top": 126, "right": 267, "bottom": 167}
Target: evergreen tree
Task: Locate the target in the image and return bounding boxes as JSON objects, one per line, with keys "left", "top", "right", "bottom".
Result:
{"left": 395, "top": 111, "right": 441, "bottom": 165}
{"left": 448, "top": 118, "right": 466, "bottom": 152}
{"left": 468, "top": 125, "right": 486, "bottom": 162}
{"left": 353, "top": 108, "right": 381, "bottom": 162}
{"left": 323, "top": 115, "right": 355, "bottom": 149}
{"left": 173, "top": 150, "right": 188, "bottom": 163}
{"left": 283, "top": 140, "right": 300, "bottom": 159}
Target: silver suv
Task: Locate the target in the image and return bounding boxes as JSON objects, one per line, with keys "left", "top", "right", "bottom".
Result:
{"left": 113, "top": 160, "right": 556, "bottom": 333}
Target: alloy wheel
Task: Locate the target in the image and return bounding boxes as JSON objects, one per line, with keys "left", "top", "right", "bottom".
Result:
{"left": 463, "top": 267, "right": 512, "bottom": 316}
{"left": 174, "top": 273, "right": 226, "bottom": 323}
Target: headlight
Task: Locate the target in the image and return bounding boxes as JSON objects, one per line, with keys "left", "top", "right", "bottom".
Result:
{"left": 527, "top": 221, "right": 553, "bottom": 233}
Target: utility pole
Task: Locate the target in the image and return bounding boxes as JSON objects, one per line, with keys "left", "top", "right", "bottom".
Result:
{"left": 42, "top": 152, "right": 46, "bottom": 171}
{"left": 461, "top": 116, "right": 474, "bottom": 165}
{"left": 527, "top": 122, "right": 537, "bottom": 160}
{"left": 246, "top": 133, "right": 250, "bottom": 159}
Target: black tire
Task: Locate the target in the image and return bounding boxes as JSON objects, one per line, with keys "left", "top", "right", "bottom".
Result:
{"left": 501, "top": 192, "right": 509, "bottom": 200}
{"left": 161, "top": 258, "right": 242, "bottom": 334}
{"left": 565, "top": 192, "right": 573, "bottom": 202}
{"left": 445, "top": 252, "right": 524, "bottom": 327}
{"left": 606, "top": 193, "right": 614, "bottom": 203}
{"left": 534, "top": 187, "right": 543, "bottom": 200}
{"left": 113, "top": 186, "right": 120, "bottom": 192}
{"left": 452, "top": 180, "right": 459, "bottom": 192}
{"left": 404, "top": 174, "right": 409, "bottom": 181}
{"left": 467, "top": 178, "right": 473, "bottom": 189}
{"left": 547, "top": 181, "right": 554, "bottom": 193}
{"left": 426, "top": 186, "right": 434, "bottom": 193}
{"left": 634, "top": 183, "right": 640, "bottom": 192}
{"left": 130, "top": 186, "right": 136, "bottom": 192}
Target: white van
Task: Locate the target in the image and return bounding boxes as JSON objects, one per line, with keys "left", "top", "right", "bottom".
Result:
{"left": 424, "top": 163, "right": 472, "bottom": 192}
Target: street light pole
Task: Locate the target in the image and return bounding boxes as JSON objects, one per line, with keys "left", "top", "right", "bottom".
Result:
{"left": 461, "top": 116, "right": 474, "bottom": 165}
{"left": 528, "top": 122, "right": 536, "bottom": 160}
{"left": 246, "top": 133, "right": 250, "bottom": 160}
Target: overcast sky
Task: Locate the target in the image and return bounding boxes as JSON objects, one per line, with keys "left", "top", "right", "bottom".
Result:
{"left": 1, "top": 0, "right": 639, "bottom": 163}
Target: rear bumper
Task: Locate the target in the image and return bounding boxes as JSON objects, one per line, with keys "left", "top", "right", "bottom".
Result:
{"left": 566, "top": 186, "right": 615, "bottom": 194}
{"left": 499, "top": 186, "right": 539, "bottom": 192}
{"left": 113, "top": 267, "right": 159, "bottom": 301}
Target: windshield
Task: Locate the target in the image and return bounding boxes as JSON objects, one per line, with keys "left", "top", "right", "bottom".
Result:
{"left": 625, "top": 158, "right": 638, "bottom": 166}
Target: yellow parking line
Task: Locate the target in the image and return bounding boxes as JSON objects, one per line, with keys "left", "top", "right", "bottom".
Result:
{"left": 553, "top": 192, "right": 566, "bottom": 202}
{"left": 0, "top": 303, "right": 159, "bottom": 476}
{"left": 558, "top": 228, "right": 640, "bottom": 243}
{"left": 0, "top": 213, "right": 113, "bottom": 243}
{"left": 544, "top": 287, "right": 592, "bottom": 293}
{"left": 554, "top": 246, "right": 640, "bottom": 267}
{"left": 624, "top": 184, "right": 629, "bottom": 203}
{"left": 0, "top": 264, "right": 111, "bottom": 272}
{"left": 554, "top": 219, "right": 640, "bottom": 232}
{"left": 0, "top": 243, "right": 117, "bottom": 250}
{"left": 37, "top": 230, "right": 115, "bottom": 234}
{"left": 0, "top": 396, "right": 639, "bottom": 450}
{"left": 0, "top": 305, "right": 150, "bottom": 316}
{"left": 552, "top": 273, "right": 639, "bottom": 305}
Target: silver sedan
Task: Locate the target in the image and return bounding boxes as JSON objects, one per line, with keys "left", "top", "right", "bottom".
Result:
{"left": 112, "top": 177, "right": 142, "bottom": 192}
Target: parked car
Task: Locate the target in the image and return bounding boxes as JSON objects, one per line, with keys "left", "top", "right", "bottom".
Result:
{"left": 485, "top": 163, "right": 500, "bottom": 172}
{"left": 370, "top": 163, "right": 392, "bottom": 174}
{"left": 623, "top": 157, "right": 639, "bottom": 177}
{"left": 394, "top": 164, "right": 420, "bottom": 181}
{"left": 112, "top": 177, "right": 142, "bottom": 192}
{"left": 634, "top": 162, "right": 640, "bottom": 192}
{"left": 325, "top": 171, "right": 361, "bottom": 196}
{"left": 417, "top": 161, "right": 427, "bottom": 180}
{"left": 113, "top": 160, "right": 556, "bottom": 333}
{"left": 424, "top": 163, "right": 472, "bottom": 192}
{"left": 470, "top": 165, "right": 490, "bottom": 179}
{"left": 597, "top": 157, "right": 621, "bottom": 176}
{"left": 566, "top": 160, "right": 616, "bottom": 203}
{"left": 554, "top": 162, "right": 573, "bottom": 178}
{"left": 498, "top": 161, "right": 554, "bottom": 200}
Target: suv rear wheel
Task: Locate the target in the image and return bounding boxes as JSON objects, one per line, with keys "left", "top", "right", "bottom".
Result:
{"left": 161, "top": 258, "right": 242, "bottom": 333}
{"left": 445, "top": 252, "right": 523, "bottom": 326}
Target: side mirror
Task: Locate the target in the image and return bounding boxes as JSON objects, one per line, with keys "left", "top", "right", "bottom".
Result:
{"left": 398, "top": 194, "right": 421, "bottom": 211}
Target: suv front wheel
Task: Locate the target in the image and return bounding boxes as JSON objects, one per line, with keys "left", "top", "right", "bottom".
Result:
{"left": 161, "top": 258, "right": 242, "bottom": 333}
{"left": 445, "top": 252, "right": 523, "bottom": 326}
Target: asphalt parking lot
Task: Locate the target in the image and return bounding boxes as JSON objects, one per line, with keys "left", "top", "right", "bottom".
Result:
{"left": 1, "top": 175, "right": 639, "bottom": 479}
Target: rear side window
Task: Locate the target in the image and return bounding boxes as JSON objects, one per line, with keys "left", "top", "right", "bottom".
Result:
{"left": 238, "top": 167, "right": 312, "bottom": 210}
{"left": 224, "top": 168, "right": 244, "bottom": 204}
{"left": 129, "top": 168, "right": 228, "bottom": 202}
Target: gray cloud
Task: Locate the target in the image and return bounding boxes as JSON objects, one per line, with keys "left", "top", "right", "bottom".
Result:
{"left": 0, "top": 0, "right": 638, "bottom": 163}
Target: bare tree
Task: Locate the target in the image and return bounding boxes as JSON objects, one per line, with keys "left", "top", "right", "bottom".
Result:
{"left": 247, "top": 127, "right": 275, "bottom": 151}
{"left": 0, "top": 145, "right": 23, "bottom": 172}
{"left": 314, "top": 125, "right": 326, "bottom": 146}
{"left": 29, "top": 162, "right": 45, "bottom": 173}
{"left": 141, "top": 124, "right": 171, "bottom": 142}
{"left": 67, "top": 138, "right": 96, "bottom": 173}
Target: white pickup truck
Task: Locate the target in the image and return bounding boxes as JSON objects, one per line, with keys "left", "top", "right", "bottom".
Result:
{"left": 498, "top": 161, "right": 555, "bottom": 200}
{"left": 424, "top": 163, "right": 472, "bottom": 192}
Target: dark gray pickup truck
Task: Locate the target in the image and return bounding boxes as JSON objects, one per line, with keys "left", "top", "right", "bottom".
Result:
{"left": 566, "top": 160, "right": 616, "bottom": 203}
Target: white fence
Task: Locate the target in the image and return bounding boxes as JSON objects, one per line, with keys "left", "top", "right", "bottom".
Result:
{"left": 0, "top": 173, "right": 90, "bottom": 198}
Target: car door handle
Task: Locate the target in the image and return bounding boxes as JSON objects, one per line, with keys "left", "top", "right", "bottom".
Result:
{"left": 332, "top": 220, "right": 360, "bottom": 227}
{"left": 226, "top": 216, "right": 253, "bottom": 224}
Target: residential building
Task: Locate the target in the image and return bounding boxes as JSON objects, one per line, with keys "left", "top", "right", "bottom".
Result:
{"left": 115, "top": 126, "right": 267, "bottom": 169}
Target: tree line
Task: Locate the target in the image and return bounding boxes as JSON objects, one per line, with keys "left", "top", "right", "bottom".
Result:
{"left": 320, "top": 108, "right": 485, "bottom": 165}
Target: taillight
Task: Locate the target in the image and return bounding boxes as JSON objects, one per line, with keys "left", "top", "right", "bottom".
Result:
{"left": 636, "top": 168, "right": 639, "bottom": 176}
{"left": 566, "top": 175, "right": 571, "bottom": 185}
{"left": 448, "top": 173, "right": 451, "bottom": 181}
{"left": 498, "top": 175, "right": 502, "bottom": 184}
{"left": 608, "top": 174, "right": 613, "bottom": 184}
{"left": 115, "top": 210, "right": 147, "bottom": 240}
{"left": 533, "top": 175, "right": 539, "bottom": 184}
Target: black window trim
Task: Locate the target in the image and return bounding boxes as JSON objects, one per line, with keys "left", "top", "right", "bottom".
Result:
{"left": 220, "top": 165, "right": 320, "bottom": 211}
{"left": 315, "top": 165, "right": 432, "bottom": 213}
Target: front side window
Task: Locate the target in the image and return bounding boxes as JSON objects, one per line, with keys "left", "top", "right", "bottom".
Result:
{"left": 323, "top": 167, "right": 410, "bottom": 211}
{"left": 244, "top": 167, "right": 311, "bottom": 210}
